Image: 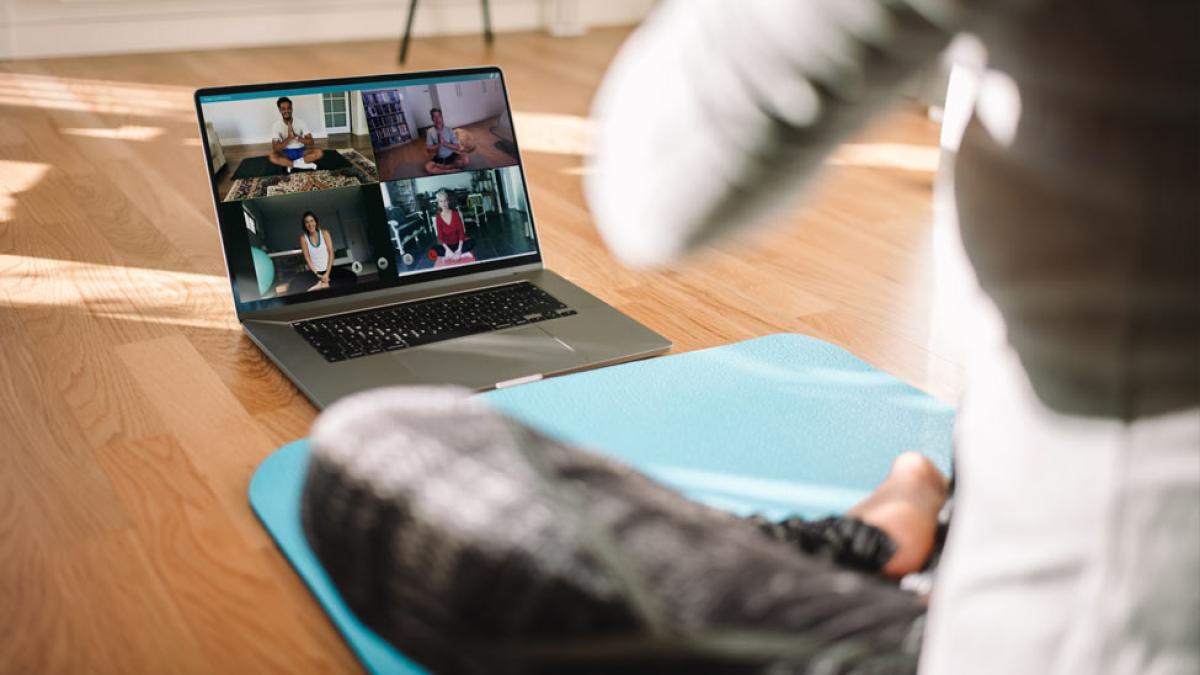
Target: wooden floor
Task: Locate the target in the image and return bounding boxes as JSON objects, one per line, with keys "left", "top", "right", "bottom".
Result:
{"left": 0, "top": 27, "right": 962, "bottom": 674}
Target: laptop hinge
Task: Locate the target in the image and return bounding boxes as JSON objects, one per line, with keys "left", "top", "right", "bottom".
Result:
{"left": 240, "top": 262, "right": 544, "bottom": 324}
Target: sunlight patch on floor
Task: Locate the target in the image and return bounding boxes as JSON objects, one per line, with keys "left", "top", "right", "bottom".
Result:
{"left": 828, "top": 142, "right": 940, "bottom": 173}
{"left": 60, "top": 125, "right": 166, "bottom": 141}
{"left": 0, "top": 254, "right": 235, "bottom": 331}
{"left": 0, "top": 159, "right": 52, "bottom": 221}
{"left": 511, "top": 111, "right": 594, "bottom": 156}
{"left": 0, "top": 158, "right": 52, "bottom": 192}
{"left": 0, "top": 73, "right": 193, "bottom": 121}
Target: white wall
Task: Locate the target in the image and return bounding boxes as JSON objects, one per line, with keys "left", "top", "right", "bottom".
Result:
{"left": 203, "top": 94, "right": 327, "bottom": 146}
{"left": 350, "top": 93, "right": 369, "bottom": 136}
{"left": 412, "top": 172, "right": 475, "bottom": 194}
{"left": 403, "top": 85, "right": 436, "bottom": 131}
{"left": 435, "top": 79, "right": 506, "bottom": 128}
{"left": 500, "top": 166, "right": 528, "bottom": 212}
{"left": 1, "top": 0, "right": 658, "bottom": 60}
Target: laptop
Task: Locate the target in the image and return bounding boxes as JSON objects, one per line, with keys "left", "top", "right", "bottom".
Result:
{"left": 195, "top": 67, "right": 670, "bottom": 408}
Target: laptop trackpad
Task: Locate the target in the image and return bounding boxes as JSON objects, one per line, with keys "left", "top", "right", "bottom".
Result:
{"left": 402, "top": 326, "right": 577, "bottom": 386}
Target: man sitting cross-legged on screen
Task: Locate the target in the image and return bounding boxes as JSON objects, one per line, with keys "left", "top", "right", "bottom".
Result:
{"left": 423, "top": 108, "right": 468, "bottom": 175}
{"left": 269, "top": 96, "right": 324, "bottom": 172}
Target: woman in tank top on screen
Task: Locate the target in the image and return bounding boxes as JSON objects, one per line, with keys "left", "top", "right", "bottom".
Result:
{"left": 299, "top": 211, "right": 334, "bottom": 291}
{"left": 431, "top": 190, "right": 475, "bottom": 262}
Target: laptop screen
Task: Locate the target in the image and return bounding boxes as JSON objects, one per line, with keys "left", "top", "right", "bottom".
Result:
{"left": 195, "top": 68, "right": 540, "bottom": 313}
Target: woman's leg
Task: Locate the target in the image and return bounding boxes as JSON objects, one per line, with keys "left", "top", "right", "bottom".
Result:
{"left": 302, "top": 387, "right": 937, "bottom": 674}
{"left": 287, "top": 270, "right": 320, "bottom": 295}
{"left": 328, "top": 267, "right": 358, "bottom": 288}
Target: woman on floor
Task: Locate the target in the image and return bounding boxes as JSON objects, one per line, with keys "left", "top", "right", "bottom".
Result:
{"left": 300, "top": 0, "right": 1197, "bottom": 672}
{"left": 299, "top": 211, "right": 335, "bottom": 291}
{"left": 430, "top": 190, "right": 476, "bottom": 262}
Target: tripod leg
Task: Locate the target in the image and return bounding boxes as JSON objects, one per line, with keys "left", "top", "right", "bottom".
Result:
{"left": 481, "top": 0, "right": 494, "bottom": 45}
{"left": 398, "top": 0, "right": 419, "bottom": 63}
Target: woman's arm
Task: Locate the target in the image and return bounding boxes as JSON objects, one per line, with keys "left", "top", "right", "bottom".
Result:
{"left": 432, "top": 214, "right": 449, "bottom": 256}
{"left": 441, "top": 131, "right": 462, "bottom": 153}
{"left": 321, "top": 231, "right": 334, "bottom": 280}
{"left": 585, "top": 0, "right": 959, "bottom": 268}
{"left": 453, "top": 210, "right": 466, "bottom": 256}
{"left": 301, "top": 234, "right": 316, "bottom": 273}
{"left": 425, "top": 130, "right": 441, "bottom": 160}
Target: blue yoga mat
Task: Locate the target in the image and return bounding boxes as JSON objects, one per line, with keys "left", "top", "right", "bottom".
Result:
{"left": 249, "top": 334, "right": 955, "bottom": 675}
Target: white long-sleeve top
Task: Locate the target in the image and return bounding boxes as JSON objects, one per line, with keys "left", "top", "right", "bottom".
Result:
{"left": 586, "top": 0, "right": 1199, "bottom": 420}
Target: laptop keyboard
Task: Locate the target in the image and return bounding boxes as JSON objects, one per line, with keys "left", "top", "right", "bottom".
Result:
{"left": 292, "top": 282, "right": 577, "bottom": 362}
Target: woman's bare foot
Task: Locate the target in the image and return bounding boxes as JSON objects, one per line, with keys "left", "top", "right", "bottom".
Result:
{"left": 848, "top": 452, "right": 949, "bottom": 577}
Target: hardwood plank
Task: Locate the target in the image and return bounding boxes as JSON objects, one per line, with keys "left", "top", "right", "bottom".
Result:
{"left": 93, "top": 434, "right": 355, "bottom": 674}
{"left": 38, "top": 531, "right": 209, "bottom": 674}
{"left": 253, "top": 400, "right": 318, "bottom": 448}
{"left": 115, "top": 335, "right": 282, "bottom": 545}
{"left": 0, "top": 299, "right": 130, "bottom": 549}
{"left": 113, "top": 336, "right": 355, "bottom": 671}
{"left": 1, "top": 530, "right": 76, "bottom": 673}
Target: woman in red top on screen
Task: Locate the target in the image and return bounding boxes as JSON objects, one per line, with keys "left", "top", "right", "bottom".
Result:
{"left": 430, "top": 189, "right": 476, "bottom": 264}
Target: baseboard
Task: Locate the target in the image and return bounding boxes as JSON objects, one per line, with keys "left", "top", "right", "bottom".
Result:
{"left": 2, "top": 0, "right": 653, "bottom": 60}
{"left": 1, "top": 2, "right": 14, "bottom": 60}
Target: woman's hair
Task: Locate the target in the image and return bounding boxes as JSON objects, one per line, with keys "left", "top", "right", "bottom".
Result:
{"left": 435, "top": 190, "right": 452, "bottom": 207}
{"left": 300, "top": 211, "right": 320, "bottom": 232}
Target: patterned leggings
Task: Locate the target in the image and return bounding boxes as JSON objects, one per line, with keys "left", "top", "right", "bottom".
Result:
{"left": 302, "top": 387, "right": 933, "bottom": 675}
